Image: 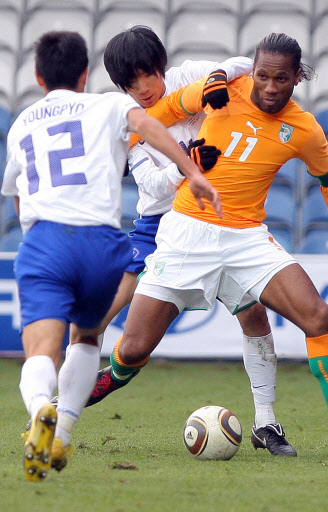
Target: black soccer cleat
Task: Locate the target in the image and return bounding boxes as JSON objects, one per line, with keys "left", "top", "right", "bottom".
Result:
{"left": 251, "top": 423, "right": 297, "bottom": 456}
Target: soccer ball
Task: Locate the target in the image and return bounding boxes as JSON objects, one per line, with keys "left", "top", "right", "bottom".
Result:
{"left": 183, "top": 405, "right": 242, "bottom": 460}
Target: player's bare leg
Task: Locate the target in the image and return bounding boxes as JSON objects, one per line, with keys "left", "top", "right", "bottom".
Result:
{"left": 98, "top": 271, "right": 138, "bottom": 334}
{"left": 100, "top": 294, "right": 180, "bottom": 391}
{"left": 244, "top": 261, "right": 328, "bottom": 456}
{"left": 259, "top": 263, "right": 328, "bottom": 453}
{"left": 260, "top": 264, "right": 328, "bottom": 336}
{"left": 237, "top": 303, "right": 270, "bottom": 338}
{"left": 83, "top": 293, "right": 179, "bottom": 407}
{"left": 119, "top": 294, "right": 180, "bottom": 363}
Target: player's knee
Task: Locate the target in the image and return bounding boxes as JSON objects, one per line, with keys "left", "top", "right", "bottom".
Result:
{"left": 119, "top": 335, "right": 150, "bottom": 365}
{"left": 238, "top": 303, "right": 270, "bottom": 334}
{"left": 303, "top": 302, "right": 328, "bottom": 337}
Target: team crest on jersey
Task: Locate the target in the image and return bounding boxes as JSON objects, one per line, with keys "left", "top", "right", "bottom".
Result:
{"left": 154, "top": 261, "right": 166, "bottom": 276}
{"left": 279, "top": 123, "right": 294, "bottom": 143}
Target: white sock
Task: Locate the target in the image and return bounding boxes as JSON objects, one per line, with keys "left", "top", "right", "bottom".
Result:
{"left": 243, "top": 333, "right": 277, "bottom": 428}
{"left": 66, "top": 332, "right": 103, "bottom": 357}
{"left": 66, "top": 334, "right": 103, "bottom": 357}
{"left": 55, "top": 343, "right": 100, "bottom": 445}
{"left": 19, "top": 355, "right": 57, "bottom": 420}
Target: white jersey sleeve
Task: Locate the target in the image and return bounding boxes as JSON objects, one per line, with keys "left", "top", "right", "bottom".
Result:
{"left": 1, "top": 144, "right": 20, "bottom": 195}
{"left": 129, "top": 143, "right": 184, "bottom": 204}
{"left": 211, "top": 56, "right": 253, "bottom": 82}
{"left": 1, "top": 89, "right": 140, "bottom": 233}
{"left": 164, "top": 57, "right": 253, "bottom": 94}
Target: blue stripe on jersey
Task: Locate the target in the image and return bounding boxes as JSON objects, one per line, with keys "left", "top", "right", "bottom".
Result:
{"left": 130, "top": 157, "right": 149, "bottom": 171}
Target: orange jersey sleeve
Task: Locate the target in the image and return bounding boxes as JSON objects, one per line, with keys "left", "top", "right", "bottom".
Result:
{"left": 145, "top": 78, "right": 205, "bottom": 123}
{"left": 173, "top": 75, "right": 328, "bottom": 227}
{"left": 129, "top": 78, "right": 206, "bottom": 148}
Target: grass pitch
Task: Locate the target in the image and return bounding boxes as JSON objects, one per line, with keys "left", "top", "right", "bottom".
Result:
{"left": 0, "top": 357, "right": 327, "bottom": 512}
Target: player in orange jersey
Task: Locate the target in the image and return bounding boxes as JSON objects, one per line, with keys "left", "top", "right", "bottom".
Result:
{"left": 104, "top": 33, "right": 328, "bottom": 455}
{"left": 83, "top": 27, "right": 295, "bottom": 456}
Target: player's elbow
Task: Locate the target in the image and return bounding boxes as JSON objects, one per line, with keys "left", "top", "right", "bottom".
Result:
{"left": 128, "top": 108, "right": 153, "bottom": 135}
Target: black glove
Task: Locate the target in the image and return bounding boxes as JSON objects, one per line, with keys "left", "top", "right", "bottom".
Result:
{"left": 187, "top": 138, "right": 221, "bottom": 172}
{"left": 202, "top": 69, "right": 229, "bottom": 109}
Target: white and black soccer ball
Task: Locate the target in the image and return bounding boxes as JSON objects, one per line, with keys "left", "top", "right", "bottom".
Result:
{"left": 183, "top": 405, "right": 242, "bottom": 460}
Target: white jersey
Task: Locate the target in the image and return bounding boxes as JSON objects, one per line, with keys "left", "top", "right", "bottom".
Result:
{"left": 1, "top": 89, "right": 139, "bottom": 233}
{"left": 129, "top": 57, "right": 253, "bottom": 216}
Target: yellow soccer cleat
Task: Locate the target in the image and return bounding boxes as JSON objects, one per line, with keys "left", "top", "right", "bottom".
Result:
{"left": 23, "top": 404, "right": 57, "bottom": 483}
{"left": 51, "top": 438, "right": 73, "bottom": 472}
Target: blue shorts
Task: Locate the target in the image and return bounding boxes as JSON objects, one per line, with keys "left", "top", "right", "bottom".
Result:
{"left": 14, "top": 221, "right": 132, "bottom": 330}
{"left": 125, "top": 214, "right": 163, "bottom": 274}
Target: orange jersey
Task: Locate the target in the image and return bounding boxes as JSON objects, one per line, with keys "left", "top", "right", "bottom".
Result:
{"left": 146, "top": 76, "right": 328, "bottom": 228}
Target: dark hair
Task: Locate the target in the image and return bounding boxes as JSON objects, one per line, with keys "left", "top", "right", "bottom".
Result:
{"left": 35, "top": 31, "right": 88, "bottom": 90}
{"left": 254, "top": 32, "right": 314, "bottom": 82}
{"left": 103, "top": 25, "right": 167, "bottom": 91}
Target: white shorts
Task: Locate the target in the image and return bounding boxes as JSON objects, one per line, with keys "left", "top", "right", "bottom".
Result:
{"left": 136, "top": 210, "right": 297, "bottom": 314}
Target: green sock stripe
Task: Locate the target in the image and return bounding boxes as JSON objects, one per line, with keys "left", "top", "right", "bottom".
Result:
{"left": 110, "top": 367, "right": 137, "bottom": 386}
{"left": 309, "top": 355, "right": 328, "bottom": 406}
{"left": 110, "top": 351, "right": 146, "bottom": 376}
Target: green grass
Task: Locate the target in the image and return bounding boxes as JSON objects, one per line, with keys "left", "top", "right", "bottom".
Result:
{"left": 0, "top": 357, "right": 328, "bottom": 512}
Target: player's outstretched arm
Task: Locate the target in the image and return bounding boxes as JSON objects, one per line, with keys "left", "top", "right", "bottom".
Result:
{"left": 127, "top": 107, "right": 222, "bottom": 217}
{"left": 146, "top": 79, "right": 205, "bottom": 126}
